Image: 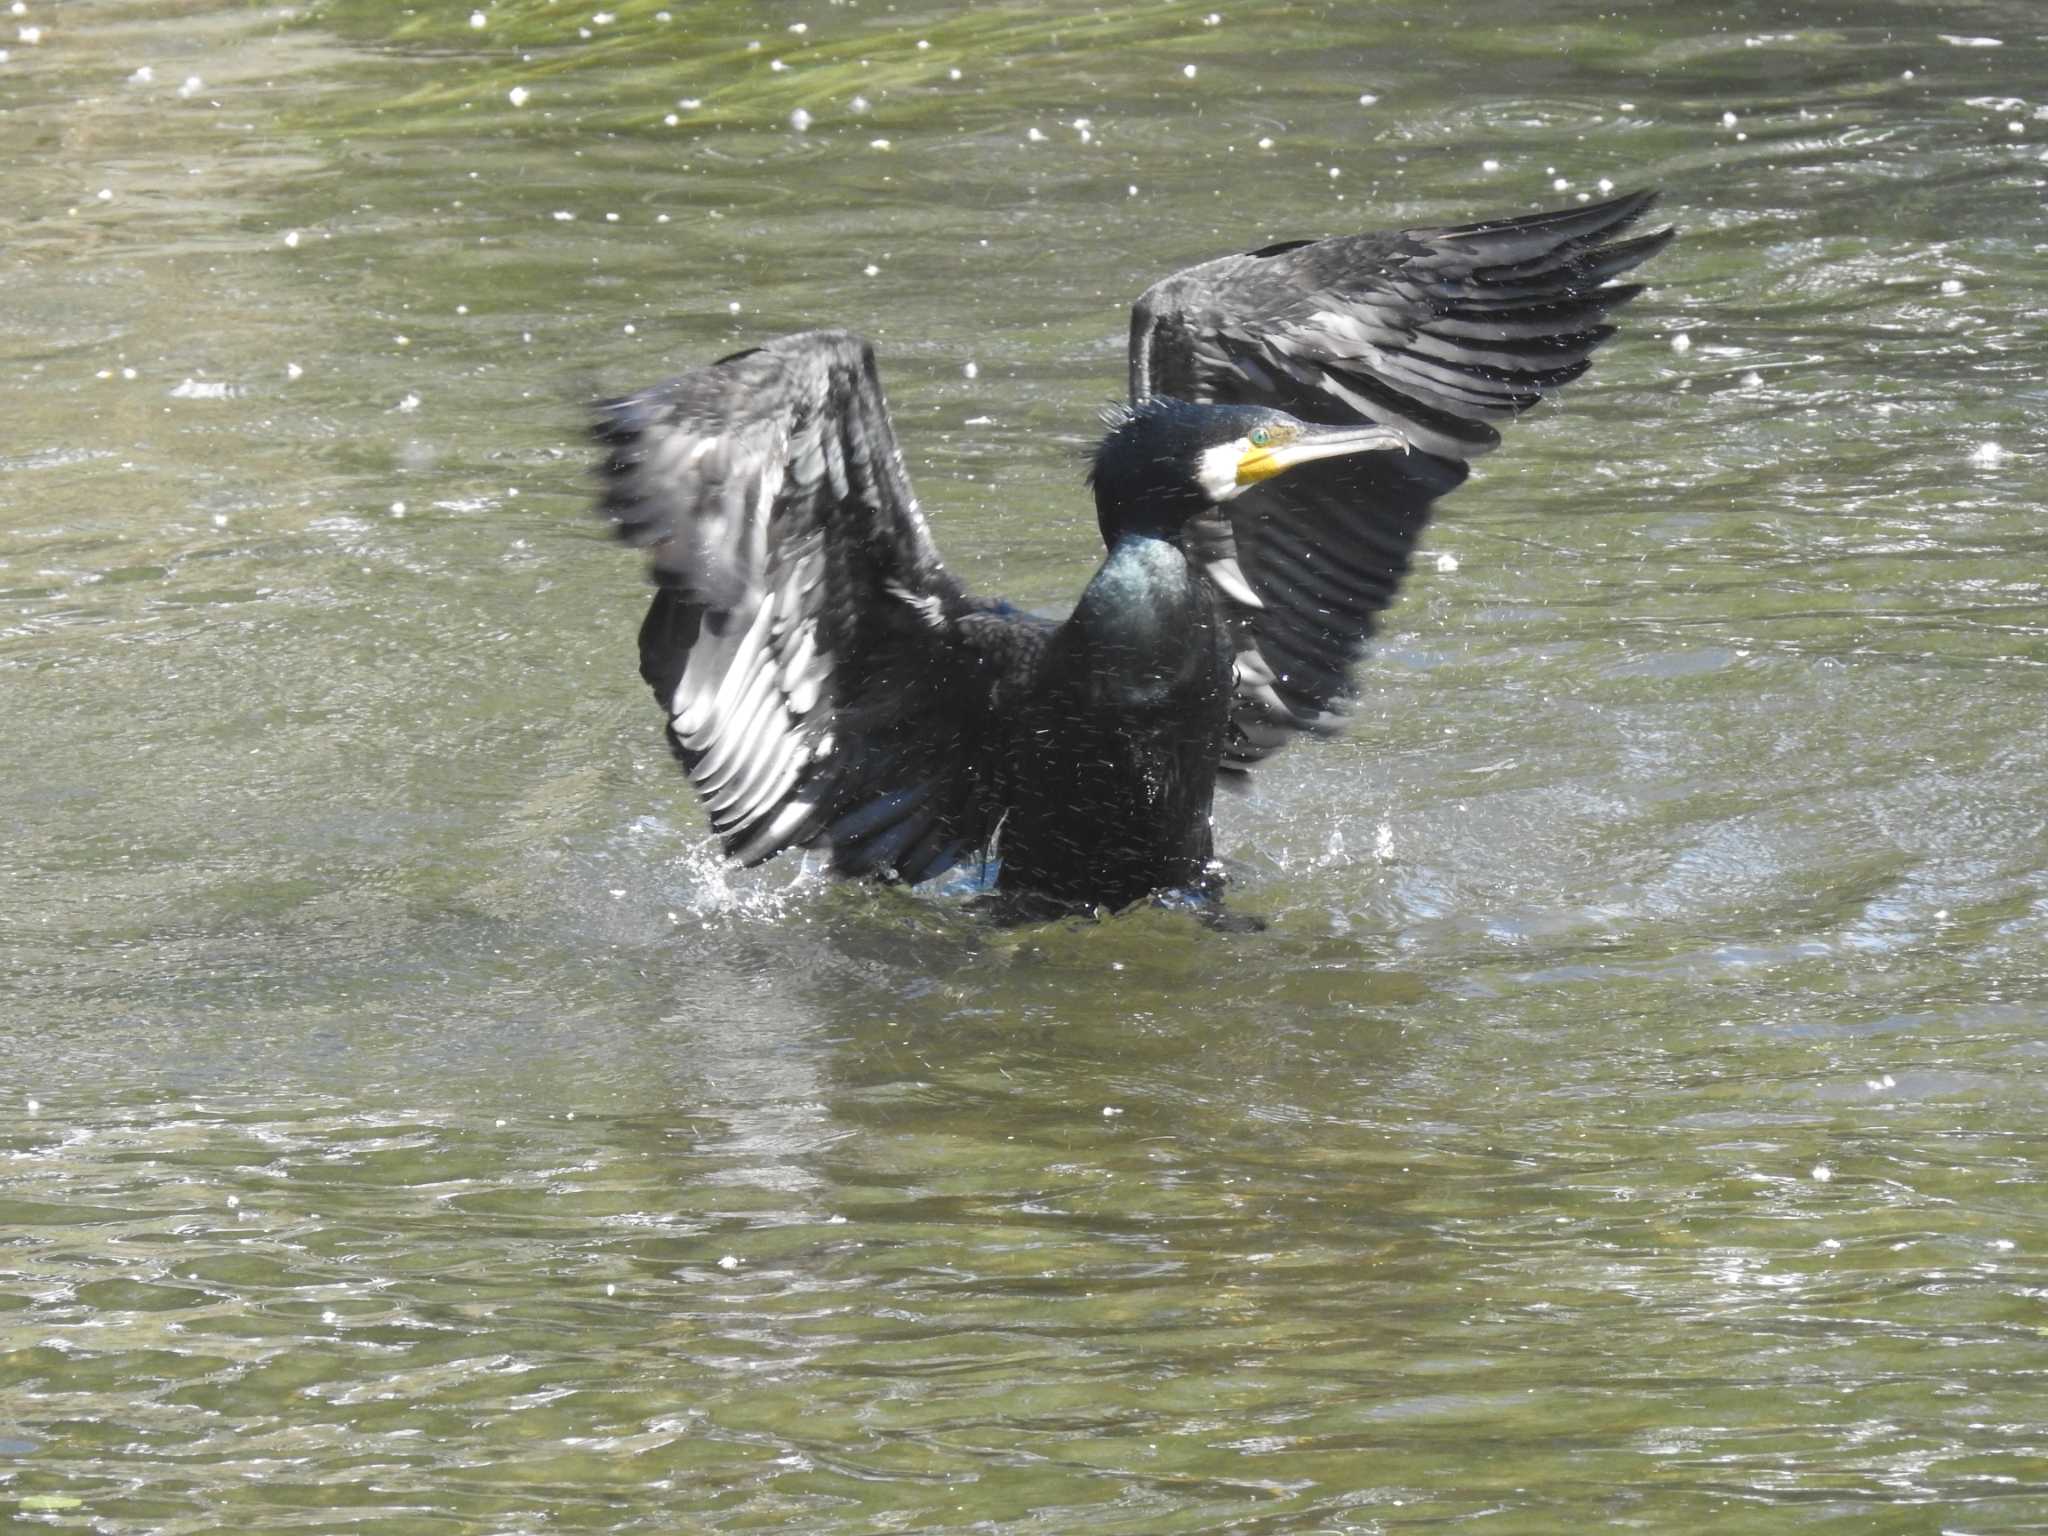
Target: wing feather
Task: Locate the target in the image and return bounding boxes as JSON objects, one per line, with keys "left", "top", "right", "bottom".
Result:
{"left": 593, "top": 330, "right": 1009, "bottom": 880}
{"left": 1130, "top": 189, "right": 1672, "bottom": 770}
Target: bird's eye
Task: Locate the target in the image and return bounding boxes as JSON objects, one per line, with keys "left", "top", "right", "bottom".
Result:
{"left": 1249, "top": 427, "right": 1271, "bottom": 448}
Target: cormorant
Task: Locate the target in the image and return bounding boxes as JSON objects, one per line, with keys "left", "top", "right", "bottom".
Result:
{"left": 592, "top": 189, "right": 1671, "bottom": 915}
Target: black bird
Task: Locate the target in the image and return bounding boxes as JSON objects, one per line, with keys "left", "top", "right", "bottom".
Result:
{"left": 592, "top": 190, "right": 1671, "bottom": 914}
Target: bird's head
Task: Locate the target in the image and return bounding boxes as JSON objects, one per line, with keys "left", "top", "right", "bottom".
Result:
{"left": 1088, "top": 396, "right": 1407, "bottom": 545}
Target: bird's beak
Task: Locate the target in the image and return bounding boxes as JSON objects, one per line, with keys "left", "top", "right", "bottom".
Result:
{"left": 1236, "top": 422, "right": 1409, "bottom": 486}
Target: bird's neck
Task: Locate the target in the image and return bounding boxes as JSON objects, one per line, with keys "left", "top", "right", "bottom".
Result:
{"left": 1059, "top": 531, "right": 1228, "bottom": 720}
{"left": 1094, "top": 492, "right": 1204, "bottom": 549}
{"left": 1088, "top": 531, "right": 1191, "bottom": 597}
{"left": 1068, "top": 534, "right": 1204, "bottom": 668}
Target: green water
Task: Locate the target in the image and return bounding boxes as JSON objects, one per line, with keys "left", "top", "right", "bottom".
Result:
{"left": 4, "top": 0, "right": 2047, "bottom": 1530}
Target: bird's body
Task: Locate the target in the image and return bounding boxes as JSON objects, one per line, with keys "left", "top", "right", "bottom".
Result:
{"left": 1003, "top": 531, "right": 1236, "bottom": 909}
{"left": 593, "top": 191, "right": 1672, "bottom": 915}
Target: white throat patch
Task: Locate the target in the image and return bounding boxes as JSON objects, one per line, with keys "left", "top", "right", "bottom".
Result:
{"left": 1195, "top": 438, "right": 1250, "bottom": 502}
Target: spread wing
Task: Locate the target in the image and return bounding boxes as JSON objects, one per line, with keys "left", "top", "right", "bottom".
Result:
{"left": 592, "top": 329, "right": 1014, "bottom": 882}
{"left": 1130, "top": 189, "right": 1673, "bottom": 769}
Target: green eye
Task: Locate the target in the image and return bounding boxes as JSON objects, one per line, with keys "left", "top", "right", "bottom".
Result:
{"left": 1249, "top": 427, "right": 1271, "bottom": 448}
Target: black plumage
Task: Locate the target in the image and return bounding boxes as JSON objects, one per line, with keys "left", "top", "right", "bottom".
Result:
{"left": 591, "top": 190, "right": 1673, "bottom": 913}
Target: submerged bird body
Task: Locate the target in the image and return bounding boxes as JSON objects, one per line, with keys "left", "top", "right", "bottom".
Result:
{"left": 593, "top": 192, "right": 1672, "bottom": 913}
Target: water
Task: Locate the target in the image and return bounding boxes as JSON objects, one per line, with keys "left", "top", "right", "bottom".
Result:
{"left": 5, "top": 0, "right": 2048, "bottom": 1530}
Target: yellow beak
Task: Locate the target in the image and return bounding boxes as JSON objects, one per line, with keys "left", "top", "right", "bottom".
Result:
{"left": 1236, "top": 422, "right": 1409, "bottom": 485}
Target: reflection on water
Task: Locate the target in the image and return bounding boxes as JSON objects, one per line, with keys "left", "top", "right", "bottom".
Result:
{"left": 4, "top": 0, "right": 2048, "bottom": 1530}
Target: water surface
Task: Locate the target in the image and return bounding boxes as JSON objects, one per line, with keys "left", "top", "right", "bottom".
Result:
{"left": 4, "top": 0, "right": 2047, "bottom": 1531}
